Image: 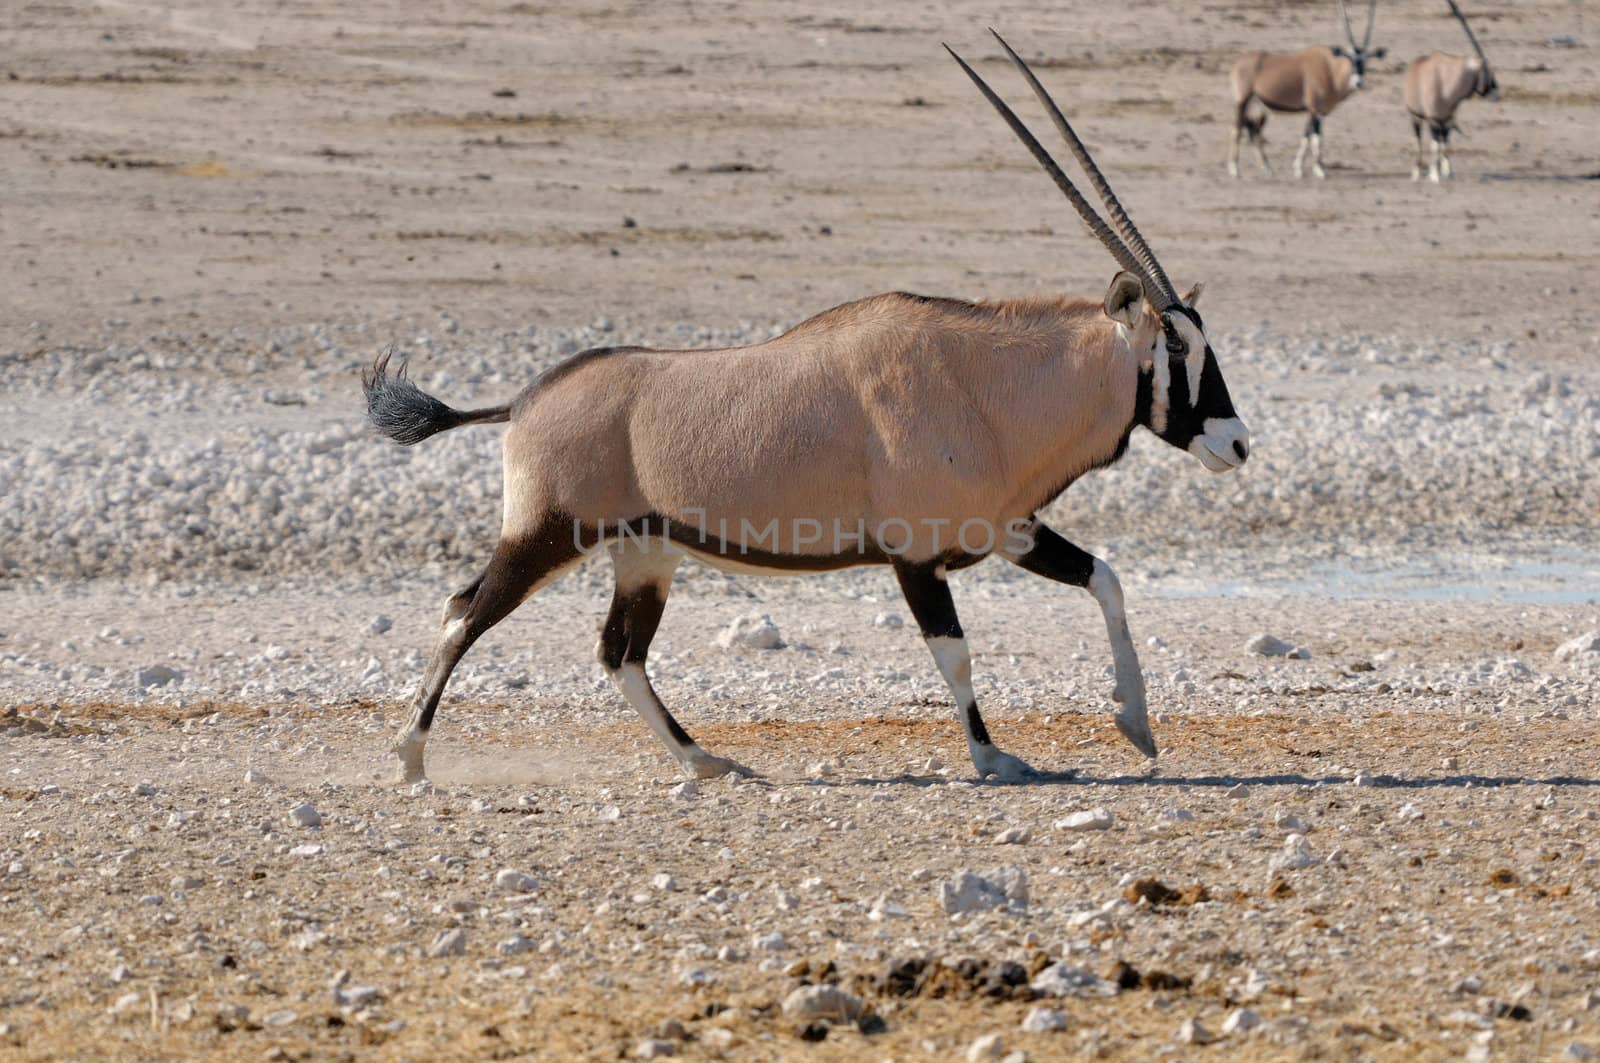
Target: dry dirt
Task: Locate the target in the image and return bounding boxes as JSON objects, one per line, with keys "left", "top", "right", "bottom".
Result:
{"left": 3, "top": 0, "right": 1600, "bottom": 1061}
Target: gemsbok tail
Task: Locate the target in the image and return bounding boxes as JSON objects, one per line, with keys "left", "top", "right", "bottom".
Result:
{"left": 362, "top": 351, "right": 511, "bottom": 446}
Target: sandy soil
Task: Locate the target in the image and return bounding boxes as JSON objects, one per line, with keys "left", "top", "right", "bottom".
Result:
{"left": 3, "top": 0, "right": 1600, "bottom": 1060}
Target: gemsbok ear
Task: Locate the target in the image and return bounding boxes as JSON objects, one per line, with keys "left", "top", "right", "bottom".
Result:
{"left": 1182, "top": 282, "right": 1204, "bottom": 308}
{"left": 1104, "top": 272, "right": 1144, "bottom": 328}
{"left": 1371, "top": 46, "right": 1388, "bottom": 60}
{"left": 1330, "top": 45, "right": 1347, "bottom": 58}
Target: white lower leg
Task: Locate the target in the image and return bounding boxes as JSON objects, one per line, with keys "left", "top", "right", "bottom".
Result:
{"left": 1440, "top": 148, "right": 1452, "bottom": 179}
{"left": 607, "top": 662, "right": 748, "bottom": 778}
{"left": 1088, "top": 560, "right": 1156, "bottom": 758}
{"left": 1293, "top": 136, "right": 1309, "bottom": 178}
{"left": 927, "top": 635, "right": 1033, "bottom": 780}
{"left": 1310, "top": 133, "right": 1326, "bottom": 178}
{"left": 1228, "top": 128, "right": 1240, "bottom": 177}
{"left": 1429, "top": 140, "right": 1442, "bottom": 182}
{"left": 1254, "top": 137, "right": 1273, "bottom": 174}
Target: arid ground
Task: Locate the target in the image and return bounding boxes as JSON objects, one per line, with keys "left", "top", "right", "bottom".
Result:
{"left": 2, "top": 0, "right": 1598, "bottom": 1060}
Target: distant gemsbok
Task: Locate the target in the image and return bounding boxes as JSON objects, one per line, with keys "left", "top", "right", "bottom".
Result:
{"left": 1404, "top": 0, "right": 1500, "bottom": 182}
{"left": 364, "top": 32, "right": 1250, "bottom": 785}
{"left": 1229, "top": 0, "right": 1387, "bottom": 178}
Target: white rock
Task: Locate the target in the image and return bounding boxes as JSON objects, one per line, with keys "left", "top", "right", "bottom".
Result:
{"left": 966, "top": 1033, "right": 1006, "bottom": 1061}
{"left": 1554, "top": 632, "right": 1599, "bottom": 664}
{"left": 1245, "top": 634, "right": 1294, "bottom": 657}
{"left": 1178, "top": 1018, "right": 1215, "bottom": 1044}
{"left": 427, "top": 928, "right": 467, "bottom": 958}
{"left": 868, "top": 897, "right": 908, "bottom": 921}
{"left": 289, "top": 844, "right": 323, "bottom": 857}
{"left": 1030, "top": 963, "right": 1118, "bottom": 998}
{"left": 715, "top": 613, "right": 784, "bottom": 651}
{"left": 261, "top": 1009, "right": 297, "bottom": 1027}
{"left": 873, "top": 612, "right": 904, "bottom": 630}
{"left": 1225, "top": 783, "right": 1251, "bottom": 799}
{"left": 994, "top": 827, "right": 1031, "bottom": 845}
{"left": 498, "top": 933, "right": 538, "bottom": 955}
{"left": 669, "top": 782, "right": 699, "bottom": 801}
{"left": 289, "top": 803, "right": 322, "bottom": 829}
{"left": 1273, "top": 811, "right": 1307, "bottom": 832}
{"left": 334, "top": 985, "right": 381, "bottom": 1008}
{"left": 1054, "top": 807, "right": 1114, "bottom": 832}
{"left": 782, "top": 984, "right": 865, "bottom": 1023}
{"left": 1222, "top": 1007, "right": 1262, "bottom": 1035}
{"left": 1562, "top": 1045, "right": 1596, "bottom": 1063}
{"left": 110, "top": 991, "right": 144, "bottom": 1014}
{"left": 137, "top": 664, "right": 183, "bottom": 688}
{"left": 244, "top": 769, "right": 270, "bottom": 785}
{"left": 939, "top": 866, "right": 1028, "bottom": 913}
{"left": 752, "top": 931, "right": 787, "bottom": 952}
{"left": 1272, "top": 833, "right": 1314, "bottom": 871}
{"left": 494, "top": 869, "right": 538, "bottom": 894}
{"left": 1020, "top": 1006, "right": 1069, "bottom": 1032}
{"left": 368, "top": 615, "right": 394, "bottom": 635}
{"left": 652, "top": 873, "right": 679, "bottom": 892}
{"left": 635, "top": 1040, "right": 676, "bottom": 1059}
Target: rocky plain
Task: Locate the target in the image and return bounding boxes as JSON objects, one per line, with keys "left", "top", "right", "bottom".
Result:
{"left": 3, "top": 0, "right": 1599, "bottom": 1059}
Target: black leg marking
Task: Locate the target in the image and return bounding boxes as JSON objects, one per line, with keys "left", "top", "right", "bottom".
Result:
{"left": 893, "top": 562, "right": 963, "bottom": 641}
{"left": 1007, "top": 524, "right": 1095, "bottom": 587}
{"left": 397, "top": 525, "right": 582, "bottom": 779}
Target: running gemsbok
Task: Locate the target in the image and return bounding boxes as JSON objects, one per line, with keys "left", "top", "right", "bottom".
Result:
{"left": 1229, "top": 0, "right": 1387, "bottom": 178}
{"left": 1404, "top": 0, "right": 1500, "bottom": 182}
{"left": 364, "top": 32, "right": 1251, "bottom": 785}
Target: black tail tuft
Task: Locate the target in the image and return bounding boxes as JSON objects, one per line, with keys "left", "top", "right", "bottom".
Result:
{"left": 362, "top": 351, "right": 469, "bottom": 446}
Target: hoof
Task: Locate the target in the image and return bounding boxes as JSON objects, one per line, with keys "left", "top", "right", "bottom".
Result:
{"left": 974, "top": 750, "right": 1039, "bottom": 784}
{"left": 1113, "top": 708, "right": 1158, "bottom": 760}
{"left": 685, "top": 754, "right": 755, "bottom": 780}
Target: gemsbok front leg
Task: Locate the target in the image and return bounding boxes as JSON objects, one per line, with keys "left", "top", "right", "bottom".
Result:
{"left": 1002, "top": 521, "right": 1157, "bottom": 759}
{"left": 600, "top": 541, "right": 753, "bottom": 779}
{"left": 893, "top": 560, "right": 1038, "bottom": 782}
{"left": 394, "top": 529, "right": 583, "bottom": 783}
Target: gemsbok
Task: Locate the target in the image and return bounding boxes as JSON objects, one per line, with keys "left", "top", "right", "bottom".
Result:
{"left": 1403, "top": 0, "right": 1500, "bottom": 182}
{"left": 1229, "top": 0, "right": 1387, "bottom": 178}
{"left": 364, "top": 32, "right": 1251, "bottom": 785}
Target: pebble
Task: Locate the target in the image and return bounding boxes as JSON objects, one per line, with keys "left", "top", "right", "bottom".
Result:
{"left": 873, "top": 612, "right": 904, "bottom": 630}
{"left": 493, "top": 868, "right": 537, "bottom": 893}
{"left": 1225, "top": 783, "right": 1251, "bottom": 799}
{"left": 752, "top": 931, "right": 786, "bottom": 951}
{"left": 1245, "top": 634, "right": 1295, "bottom": 657}
{"left": 781, "top": 984, "right": 865, "bottom": 1023}
{"left": 367, "top": 615, "right": 393, "bottom": 635}
{"left": 289, "top": 803, "right": 322, "bottom": 829}
{"left": 132, "top": 782, "right": 158, "bottom": 797}
{"left": 1054, "top": 807, "right": 1114, "bottom": 832}
{"left": 1554, "top": 632, "right": 1599, "bottom": 664}
{"left": 652, "top": 873, "right": 679, "bottom": 892}
{"left": 1030, "top": 963, "right": 1118, "bottom": 998}
{"left": 1020, "top": 1006, "right": 1069, "bottom": 1032}
{"left": 714, "top": 613, "right": 784, "bottom": 651}
{"left": 1562, "top": 1046, "right": 1596, "bottom": 1063}
{"left": 669, "top": 782, "right": 698, "bottom": 800}
{"left": 634, "top": 1040, "right": 676, "bottom": 1059}
{"left": 994, "top": 827, "right": 1031, "bottom": 845}
{"left": 966, "top": 1033, "right": 1006, "bottom": 1061}
{"left": 244, "top": 769, "right": 271, "bottom": 785}
{"left": 427, "top": 928, "right": 467, "bottom": 958}
{"left": 1178, "top": 1018, "right": 1216, "bottom": 1045}
{"left": 1222, "top": 1007, "right": 1262, "bottom": 1035}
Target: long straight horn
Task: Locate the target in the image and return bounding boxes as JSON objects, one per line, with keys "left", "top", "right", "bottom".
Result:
{"left": 1337, "top": 0, "right": 1359, "bottom": 48}
{"left": 1446, "top": 0, "right": 1488, "bottom": 64}
{"left": 943, "top": 44, "right": 1157, "bottom": 301}
{"left": 988, "top": 30, "right": 1179, "bottom": 309}
{"left": 1362, "top": 0, "right": 1377, "bottom": 49}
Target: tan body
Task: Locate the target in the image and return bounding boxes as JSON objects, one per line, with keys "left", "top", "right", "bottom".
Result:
{"left": 1229, "top": 47, "right": 1364, "bottom": 179}
{"left": 506, "top": 293, "right": 1145, "bottom": 563}
{"left": 1403, "top": 53, "right": 1494, "bottom": 181}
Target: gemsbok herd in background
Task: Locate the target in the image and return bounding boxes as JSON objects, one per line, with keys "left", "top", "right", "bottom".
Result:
{"left": 1232, "top": 0, "right": 1500, "bottom": 181}
{"left": 365, "top": 3, "right": 1509, "bottom": 786}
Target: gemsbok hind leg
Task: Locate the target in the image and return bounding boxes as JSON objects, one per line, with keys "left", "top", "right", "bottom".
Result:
{"left": 1001, "top": 521, "right": 1157, "bottom": 759}
{"left": 600, "top": 542, "right": 753, "bottom": 779}
{"left": 1410, "top": 117, "right": 1426, "bottom": 181}
{"left": 893, "top": 561, "right": 1038, "bottom": 782}
{"left": 393, "top": 530, "right": 582, "bottom": 783}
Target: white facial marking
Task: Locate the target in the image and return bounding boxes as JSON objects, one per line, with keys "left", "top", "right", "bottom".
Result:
{"left": 1188, "top": 416, "right": 1251, "bottom": 473}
